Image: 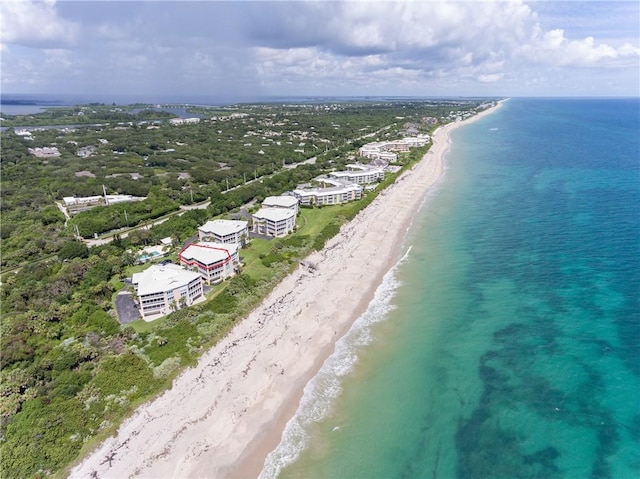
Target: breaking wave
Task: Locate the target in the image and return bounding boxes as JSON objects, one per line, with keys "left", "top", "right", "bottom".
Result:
{"left": 258, "top": 247, "right": 412, "bottom": 478}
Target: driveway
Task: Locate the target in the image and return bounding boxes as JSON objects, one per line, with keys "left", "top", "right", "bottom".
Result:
{"left": 115, "top": 291, "right": 141, "bottom": 324}
{"left": 248, "top": 231, "right": 274, "bottom": 241}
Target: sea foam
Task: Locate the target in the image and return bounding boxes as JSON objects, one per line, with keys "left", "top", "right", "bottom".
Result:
{"left": 258, "top": 247, "right": 413, "bottom": 479}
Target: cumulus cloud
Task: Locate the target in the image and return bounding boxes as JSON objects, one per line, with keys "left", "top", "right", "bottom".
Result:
{"left": 246, "top": 1, "right": 638, "bottom": 81}
{"left": 522, "top": 28, "right": 640, "bottom": 67}
{"left": 0, "top": 0, "right": 78, "bottom": 48}
{"left": 1, "top": 0, "right": 638, "bottom": 97}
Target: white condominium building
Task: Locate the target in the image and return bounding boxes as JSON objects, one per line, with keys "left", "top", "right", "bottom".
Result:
{"left": 62, "top": 195, "right": 104, "bottom": 207}
{"left": 179, "top": 242, "right": 239, "bottom": 284}
{"left": 385, "top": 140, "right": 411, "bottom": 152}
{"left": 358, "top": 146, "right": 398, "bottom": 162}
{"left": 169, "top": 117, "right": 201, "bottom": 125}
{"left": 376, "top": 151, "right": 399, "bottom": 162}
{"left": 359, "top": 142, "right": 386, "bottom": 158}
{"left": 293, "top": 184, "right": 362, "bottom": 206}
{"left": 29, "top": 146, "right": 61, "bottom": 158}
{"left": 198, "top": 219, "right": 248, "bottom": 245}
{"left": 359, "top": 136, "right": 430, "bottom": 159}
{"left": 262, "top": 195, "right": 299, "bottom": 216}
{"left": 395, "top": 135, "right": 430, "bottom": 148}
{"left": 328, "top": 164, "right": 385, "bottom": 185}
{"left": 132, "top": 264, "right": 203, "bottom": 320}
{"left": 252, "top": 207, "right": 296, "bottom": 237}
{"left": 383, "top": 137, "right": 430, "bottom": 151}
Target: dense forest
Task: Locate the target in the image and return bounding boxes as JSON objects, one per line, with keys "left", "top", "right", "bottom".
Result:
{"left": 0, "top": 99, "right": 491, "bottom": 477}
{"left": 0, "top": 104, "right": 177, "bottom": 127}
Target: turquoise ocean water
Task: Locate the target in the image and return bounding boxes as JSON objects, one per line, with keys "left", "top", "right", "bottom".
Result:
{"left": 260, "top": 99, "right": 640, "bottom": 479}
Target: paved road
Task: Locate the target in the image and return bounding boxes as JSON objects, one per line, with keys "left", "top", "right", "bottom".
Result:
{"left": 248, "top": 231, "right": 274, "bottom": 241}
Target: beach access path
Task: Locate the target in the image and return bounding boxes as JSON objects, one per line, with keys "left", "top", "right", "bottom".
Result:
{"left": 69, "top": 102, "right": 503, "bottom": 479}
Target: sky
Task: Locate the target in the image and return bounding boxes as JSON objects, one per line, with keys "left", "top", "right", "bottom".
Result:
{"left": 1, "top": 0, "right": 639, "bottom": 101}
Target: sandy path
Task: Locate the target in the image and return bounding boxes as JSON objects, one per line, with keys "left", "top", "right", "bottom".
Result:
{"left": 69, "top": 102, "right": 502, "bottom": 479}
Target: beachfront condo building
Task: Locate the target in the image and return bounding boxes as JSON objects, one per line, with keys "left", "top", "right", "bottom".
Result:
{"left": 132, "top": 264, "right": 203, "bottom": 320}
{"left": 391, "top": 135, "right": 430, "bottom": 149}
{"left": 328, "top": 164, "right": 385, "bottom": 185}
{"left": 198, "top": 219, "right": 248, "bottom": 245}
{"left": 358, "top": 144, "right": 397, "bottom": 162}
{"left": 252, "top": 207, "right": 296, "bottom": 237}
{"left": 360, "top": 149, "right": 398, "bottom": 162}
{"left": 293, "top": 183, "right": 363, "bottom": 206}
{"left": 179, "top": 242, "right": 239, "bottom": 284}
{"left": 358, "top": 142, "right": 388, "bottom": 158}
{"left": 262, "top": 195, "right": 300, "bottom": 216}
{"left": 359, "top": 136, "right": 430, "bottom": 160}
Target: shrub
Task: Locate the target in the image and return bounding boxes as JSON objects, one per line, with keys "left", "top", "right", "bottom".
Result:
{"left": 58, "top": 241, "right": 89, "bottom": 260}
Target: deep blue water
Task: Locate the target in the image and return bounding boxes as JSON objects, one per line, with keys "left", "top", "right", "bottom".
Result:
{"left": 262, "top": 98, "right": 640, "bottom": 478}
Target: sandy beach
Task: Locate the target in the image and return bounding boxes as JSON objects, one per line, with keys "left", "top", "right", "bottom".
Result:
{"left": 69, "top": 102, "right": 502, "bottom": 479}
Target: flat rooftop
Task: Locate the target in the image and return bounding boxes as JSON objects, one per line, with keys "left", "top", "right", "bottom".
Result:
{"left": 263, "top": 195, "right": 299, "bottom": 208}
{"left": 132, "top": 264, "right": 201, "bottom": 296}
{"left": 180, "top": 242, "right": 238, "bottom": 265}
{"left": 253, "top": 207, "right": 296, "bottom": 222}
{"left": 345, "top": 163, "right": 383, "bottom": 172}
{"left": 294, "top": 184, "right": 361, "bottom": 196}
{"left": 199, "top": 219, "right": 248, "bottom": 236}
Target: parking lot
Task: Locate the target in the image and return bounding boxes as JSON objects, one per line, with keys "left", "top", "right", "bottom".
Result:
{"left": 115, "top": 291, "right": 141, "bottom": 324}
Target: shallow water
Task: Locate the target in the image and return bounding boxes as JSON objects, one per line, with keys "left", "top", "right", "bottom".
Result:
{"left": 263, "top": 99, "right": 640, "bottom": 479}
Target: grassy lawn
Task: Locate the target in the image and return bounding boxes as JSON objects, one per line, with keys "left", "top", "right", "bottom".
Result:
{"left": 239, "top": 238, "right": 275, "bottom": 282}
{"left": 129, "top": 315, "right": 172, "bottom": 333}
{"left": 243, "top": 204, "right": 353, "bottom": 259}
{"left": 296, "top": 204, "right": 352, "bottom": 236}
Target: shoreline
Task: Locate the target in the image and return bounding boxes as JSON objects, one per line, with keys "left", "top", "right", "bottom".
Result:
{"left": 68, "top": 101, "right": 504, "bottom": 479}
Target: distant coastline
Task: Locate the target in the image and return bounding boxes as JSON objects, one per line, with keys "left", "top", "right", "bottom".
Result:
{"left": 1, "top": 93, "right": 505, "bottom": 111}
{"left": 0, "top": 94, "right": 504, "bottom": 126}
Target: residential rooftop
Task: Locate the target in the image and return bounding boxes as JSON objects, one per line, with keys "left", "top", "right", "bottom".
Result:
{"left": 199, "top": 219, "right": 248, "bottom": 236}
{"left": 131, "top": 264, "right": 201, "bottom": 296}
{"left": 252, "top": 207, "right": 296, "bottom": 222}
{"left": 262, "top": 195, "right": 299, "bottom": 208}
{"left": 179, "top": 242, "right": 238, "bottom": 265}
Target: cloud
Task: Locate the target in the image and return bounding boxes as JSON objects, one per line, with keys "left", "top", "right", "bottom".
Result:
{"left": 250, "top": 2, "right": 526, "bottom": 91}
{"left": 246, "top": 2, "right": 531, "bottom": 64}
{"left": 477, "top": 73, "right": 504, "bottom": 83}
{"left": 522, "top": 28, "right": 640, "bottom": 68}
{"left": 0, "top": 0, "right": 79, "bottom": 48}
{"left": 1, "top": 0, "right": 638, "bottom": 97}
{"left": 245, "top": 0, "right": 639, "bottom": 96}
{"left": 44, "top": 48, "right": 73, "bottom": 68}
{"left": 249, "top": 1, "right": 637, "bottom": 73}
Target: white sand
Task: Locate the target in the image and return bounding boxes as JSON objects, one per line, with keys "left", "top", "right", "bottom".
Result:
{"left": 69, "top": 102, "right": 503, "bottom": 479}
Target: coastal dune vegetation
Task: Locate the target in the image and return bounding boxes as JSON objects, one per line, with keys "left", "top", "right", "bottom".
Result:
{"left": 0, "top": 99, "right": 490, "bottom": 477}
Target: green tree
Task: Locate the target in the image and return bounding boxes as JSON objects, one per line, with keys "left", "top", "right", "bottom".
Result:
{"left": 58, "top": 241, "right": 89, "bottom": 260}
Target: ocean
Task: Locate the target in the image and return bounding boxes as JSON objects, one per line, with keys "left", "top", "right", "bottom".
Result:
{"left": 261, "top": 98, "right": 640, "bottom": 478}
